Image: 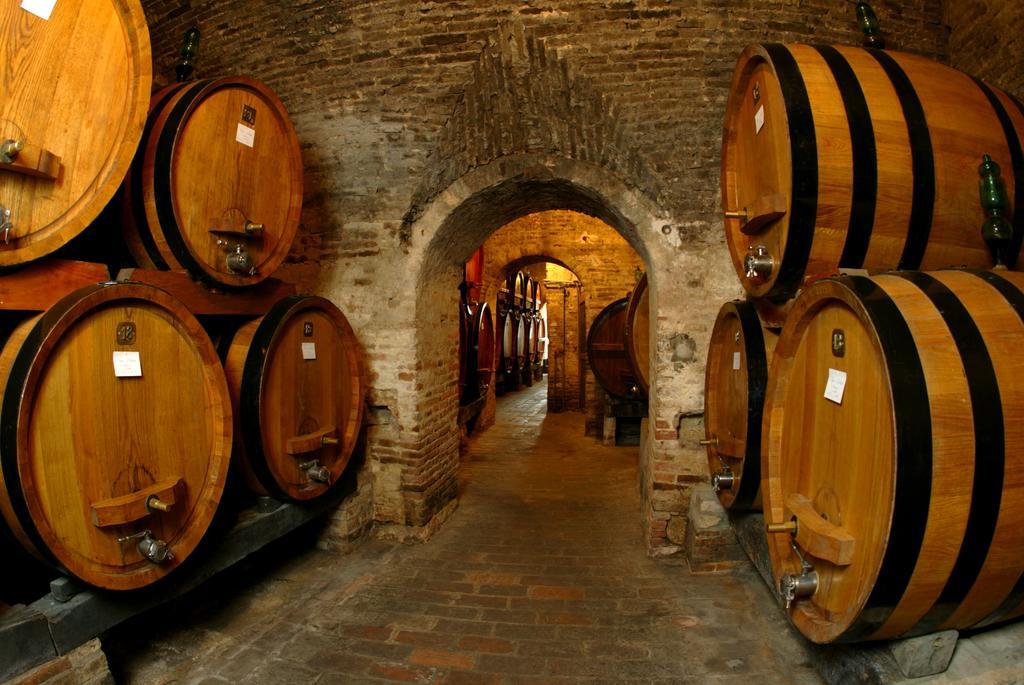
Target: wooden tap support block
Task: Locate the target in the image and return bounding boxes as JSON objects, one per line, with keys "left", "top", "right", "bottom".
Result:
{"left": 738, "top": 192, "right": 788, "bottom": 235}
{"left": 285, "top": 425, "right": 338, "bottom": 455}
{"left": 785, "top": 493, "right": 856, "bottom": 566}
{"left": 1, "top": 142, "right": 61, "bottom": 181}
{"left": 90, "top": 478, "right": 183, "bottom": 528}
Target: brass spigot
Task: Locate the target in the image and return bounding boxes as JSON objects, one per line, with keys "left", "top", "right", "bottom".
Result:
{"left": 146, "top": 496, "right": 173, "bottom": 513}
{"left": 766, "top": 520, "right": 798, "bottom": 535}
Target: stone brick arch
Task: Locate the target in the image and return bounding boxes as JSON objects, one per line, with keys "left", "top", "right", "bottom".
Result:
{"left": 501, "top": 254, "right": 576, "bottom": 278}
{"left": 402, "top": 152, "right": 693, "bottom": 549}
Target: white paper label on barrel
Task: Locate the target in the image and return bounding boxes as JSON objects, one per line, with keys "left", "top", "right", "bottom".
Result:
{"left": 754, "top": 105, "right": 765, "bottom": 134}
{"left": 235, "top": 123, "right": 256, "bottom": 148}
{"left": 824, "top": 368, "right": 847, "bottom": 405}
{"left": 20, "top": 0, "right": 58, "bottom": 19}
{"left": 732, "top": 352, "right": 741, "bottom": 370}
{"left": 301, "top": 342, "right": 317, "bottom": 360}
{"left": 113, "top": 351, "right": 142, "bottom": 378}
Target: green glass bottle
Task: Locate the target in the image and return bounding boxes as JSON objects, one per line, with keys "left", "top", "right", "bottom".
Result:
{"left": 176, "top": 27, "right": 201, "bottom": 83}
{"left": 978, "top": 154, "right": 1014, "bottom": 268}
{"left": 856, "top": 2, "right": 886, "bottom": 49}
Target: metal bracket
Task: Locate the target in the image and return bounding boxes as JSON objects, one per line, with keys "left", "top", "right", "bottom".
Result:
{"left": 117, "top": 530, "right": 174, "bottom": 564}
{"left": 711, "top": 467, "right": 735, "bottom": 492}
{"left": 0, "top": 205, "right": 11, "bottom": 245}
{"left": 744, "top": 245, "right": 774, "bottom": 283}
{"left": 218, "top": 241, "right": 257, "bottom": 275}
{"left": 0, "top": 139, "right": 23, "bottom": 164}
{"left": 832, "top": 329, "right": 846, "bottom": 357}
{"left": 299, "top": 459, "right": 331, "bottom": 484}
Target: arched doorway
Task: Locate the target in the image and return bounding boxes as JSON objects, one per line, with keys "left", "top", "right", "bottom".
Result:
{"left": 406, "top": 154, "right": 693, "bottom": 552}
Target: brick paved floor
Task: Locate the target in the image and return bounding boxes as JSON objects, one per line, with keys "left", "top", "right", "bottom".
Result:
{"left": 106, "top": 379, "right": 821, "bottom": 684}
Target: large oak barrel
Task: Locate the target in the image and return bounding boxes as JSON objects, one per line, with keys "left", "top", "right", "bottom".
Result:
{"left": 496, "top": 307, "right": 514, "bottom": 395}
{"left": 0, "top": 0, "right": 151, "bottom": 267}
{"left": 0, "top": 283, "right": 231, "bottom": 590}
{"left": 512, "top": 272, "right": 526, "bottom": 310}
{"left": 223, "top": 296, "right": 365, "bottom": 501}
{"left": 530, "top": 313, "right": 541, "bottom": 364}
{"left": 466, "top": 302, "right": 495, "bottom": 403}
{"left": 457, "top": 297, "right": 472, "bottom": 402}
{"left": 538, "top": 317, "right": 547, "bottom": 363}
{"left": 518, "top": 316, "right": 532, "bottom": 364}
{"left": 123, "top": 77, "right": 303, "bottom": 288}
{"left": 519, "top": 316, "right": 533, "bottom": 386}
{"left": 722, "top": 44, "right": 1024, "bottom": 302}
{"left": 464, "top": 247, "right": 484, "bottom": 303}
{"left": 625, "top": 274, "right": 651, "bottom": 395}
{"left": 499, "top": 308, "right": 514, "bottom": 375}
{"left": 764, "top": 270, "right": 1024, "bottom": 643}
{"left": 703, "top": 300, "right": 778, "bottom": 510}
{"left": 587, "top": 298, "right": 644, "bottom": 400}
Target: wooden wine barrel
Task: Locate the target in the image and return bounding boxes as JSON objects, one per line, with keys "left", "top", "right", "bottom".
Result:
{"left": 0, "top": 282, "right": 231, "bottom": 590}
{"left": 512, "top": 272, "right": 526, "bottom": 310}
{"left": 123, "top": 77, "right": 303, "bottom": 288}
{"left": 587, "top": 298, "right": 644, "bottom": 399}
{"left": 223, "top": 296, "right": 365, "bottom": 501}
{"left": 722, "top": 44, "right": 1024, "bottom": 302}
{"left": 538, "top": 318, "right": 547, "bottom": 362}
{"left": 497, "top": 302, "right": 514, "bottom": 396}
{"left": 703, "top": 300, "right": 779, "bottom": 510}
{"left": 457, "top": 297, "right": 472, "bottom": 401}
{"left": 467, "top": 302, "right": 495, "bottom": 402}
{"left": 624, "top": 274, "right": 651, "bottom": 395}
{"left": 518, "top": 317, "right": 532, "bottom": 364}
{"left": 530, "top": 313, "right": 541, "bottom": 364}
{"left": 764, "top": 270, "right": 1024, "bottom": 643}
{"left": 499, "top": 308, "right": 514, "bottom": 376}
{"left": 465, "top": 247, "right": 484, "bottom": 303}
{"left": 0, "top": 0, "right": 151, "bottom": 267}
{"left": 519, "top": 316, "right": 533, "bottom": 386}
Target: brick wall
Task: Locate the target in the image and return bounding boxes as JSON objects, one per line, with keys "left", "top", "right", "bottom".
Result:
{"left": 944, "top": 0, "right": 1023, "bottom": 98}
{"left": 543, "top": 265, "right": 583, "bottom": 415}
{"left": 138, "top": 0, "right": 951, "bottom": 554}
